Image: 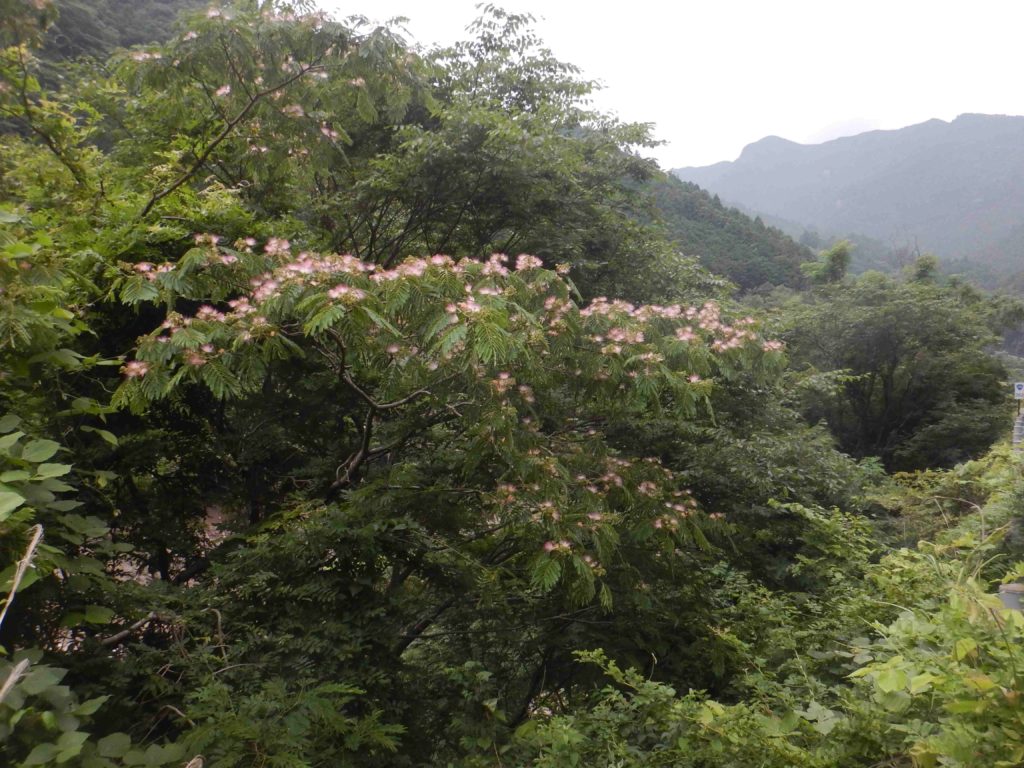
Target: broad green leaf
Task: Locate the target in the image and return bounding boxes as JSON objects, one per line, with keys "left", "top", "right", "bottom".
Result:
{"left": 0, "top": 414, "right": 21, "bottom": 432}
{"left": 21, "top": 666, "right": 66, "bottom": 695}
{"left": 84, "top": 605, "right": 116, "bottom": 624}
{"left": 44, "top": 348, "right": 83, "bottom": 368}
{"left": 81, "top": 425, "right": 118, "bottom": 446}
{"left": 965, "top": 672, "right": 997, "bottom": 691}
{"left": 910, "top": 672, "right": 940, "bottom": 693}
{"left": 0, "top": 490, "right": 26, "bottom": 519}
{"left": 39, "top": 478, "right": 74, "bottom": 493}
{"left": 143, "top": 742, "right": 186, "bottom": 765}
{"left": 876, "top": 667, "right": 908, "bottom": 693}
{"left": 22, "top": 743, "right": 59, "bottom": 766}
{"left": 0, "top": 431, "right": 24, "bottom": 452}
{"left": 74, "top": 695, "right": 110, "bottom": 716}
{"left": 34, "top": 463, "right": 72, "bottom": 479}
{"left": 97, "top": 732, "right": 132, "bottom": 758}
{"left": 55, "top": 730, "right": 89, "bottom": 759}
{"left": 47, "top": 500, "right": 84, "bottom": 512}
{"left": 22, "top": 439, "right": 60, "bottom": 463}
{"left": 953, "top": 637, "right": 977, "bottom": 661}
{"left": 122, "top": 748, "right": 147, "bottom": 765}
{"left": 1, "top": 562, "right": 41, "bottom": 593}
{"left": 946, "top": 699, "right": 986, "bottom": 714}
{"left": 58, "top": 515, "right": 108, "bottom": 538}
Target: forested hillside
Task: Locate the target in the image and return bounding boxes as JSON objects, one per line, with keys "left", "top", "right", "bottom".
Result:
{"left": 39, "top": 0, "right": 205, "bottom": 61}
{"left": 673, "top": 114, "right": 1024, "bottom": 278}
{"left": 652, "top": 177, "right": 812, "bottom": 290}
{"left": 2, "top": 2, "right": 1023, "bottom": 767}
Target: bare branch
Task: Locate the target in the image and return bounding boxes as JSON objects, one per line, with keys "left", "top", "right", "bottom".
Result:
{"left": 0, "top": 524, "right": 43, "bottom": 631}
{"left": 342, "top": 372, "right": 430, "bottom": 410}
{"left": 99, "top": 611, "right": 158, "bottom": 647}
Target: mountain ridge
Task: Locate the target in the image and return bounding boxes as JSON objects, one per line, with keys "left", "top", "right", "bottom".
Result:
{"left": 673, "top": 114, "right": 1024, "bottom": 271}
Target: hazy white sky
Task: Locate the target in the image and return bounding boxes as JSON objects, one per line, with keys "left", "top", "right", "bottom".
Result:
{"left": 322, "top": 0, "right": 1024, "bottom": 169}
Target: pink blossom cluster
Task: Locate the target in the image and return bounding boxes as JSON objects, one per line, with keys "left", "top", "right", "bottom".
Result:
{"left": 515, "top": 254, "right": 543, "bottom": 271}
{"left": 675, "top": 326, "right": 696, "bottom": 343}
{"left": 644, "top": 482, "right": 700, "bottom": 530}
{"left": 580, "top": 295, "right": 787, "bottom": 363}
{"left": 264, "top": 237, "right": 291, "bottom": 256}
{"left": 327, "top": 284, "right": 366, "bottom": 300}
{"left": 599, "top": 470, "right": 624, "bottom": 488}
{"left": 457, "top": 297, "right": 482, "bottom": 314}
{"left": 250, "top": 274, "right": 281, "bottom": 302}
{"left": 637, "top": 481, "right": 659, "bottom": 496}
{"left": 579, "top": 297, "right": 637, "bottom": 318}
{"left": 635, "top": 352, "right": 664, "bottom": 364}
{"left": 607, "top": 327, "right": 645, "bottom": 345}
{"left": 132, "top": 262, "right": 174, "bottom": 281}
{"left": 227, "top": 297, "right": 256, "bottom": 316}
{"left": 122, "top": 360, "right": 149, "bottom": 378}
{"left": 125, "top": 245, "right": 787, "bottom": 413}
{"left": 495, "top": 483, "right": 518, "bottom": 504}
{"left": 711, "top": 324, "right": 758, "bottom": 352}
{"left": 481, "top": 253, "right": 510, "bottom": 277}
{"left": 543, "top": 540, "right": 572, "bottom": 553}
{"left": 542, "top": 295, "right": 572, "bottom": 320}
{"left": 195, "top": 305, "right": 225, "bottom": 322}
{"left": 491, "top": 371, "right": 514, "bottom": 395}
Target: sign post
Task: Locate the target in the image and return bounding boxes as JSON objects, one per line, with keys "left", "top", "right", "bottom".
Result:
{"left": 1015, "top": 382, "right": 1024, "bottom": 414}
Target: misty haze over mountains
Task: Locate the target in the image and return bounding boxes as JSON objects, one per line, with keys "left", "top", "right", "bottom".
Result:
{"left": 672, "top": 114, "right": 1024, "bottom": 276}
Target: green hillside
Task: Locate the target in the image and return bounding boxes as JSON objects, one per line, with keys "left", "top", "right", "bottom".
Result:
{"left": 652, "top": 177, "right": 811, "bottom": 290}
{"left": 40, "top": 0, "right": 204, "bottom": 61}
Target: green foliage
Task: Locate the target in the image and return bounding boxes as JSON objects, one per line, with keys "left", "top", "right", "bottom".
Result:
{"left": 99, "top": 245, "right": 805, "bottom": 756}
{"left": 0, "top": 423, "right": 189, "bottom": 767}
{"left": 507, "top": 448, "right": 1024, "bottom": 768}
{"left": 506, "top": 649, "right": 826, "bottom": 768}
{"left": 653, "top": 177, "right": 812, "bottom": 291}
{"left": 783, "top": 271, "right": 1009, "bottom": 470}
{"left": 41, "top": 0, "right": 205, "bottom": 62}
{"left": 800, "top": 240, "right": 851, "bottom": 284}
{"left": 0, "top": 1, "right": 1021, "bottom": 766}
{"left": 182, "top": 679, "right": 403, "bottom": 767}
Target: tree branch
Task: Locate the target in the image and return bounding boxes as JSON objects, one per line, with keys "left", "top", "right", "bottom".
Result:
{"left": 342, "top": 372, "right": 431, "bottom": 410}
{"left": 139, "top": 61, "right": 323, "bottom": 218}
{"left": 99, "top": 611, "right": 158, "bottom": 647}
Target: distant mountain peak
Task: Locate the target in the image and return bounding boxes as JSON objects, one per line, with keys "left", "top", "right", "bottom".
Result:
{"left": 672, "top": 113, "right": 1024, "bottom": 270}
{"left": 736, "top": 135, "right": 800, "bottom": 162}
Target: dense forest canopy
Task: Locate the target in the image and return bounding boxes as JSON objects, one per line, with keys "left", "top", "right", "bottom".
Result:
{"left": 1, "top": 2, "right": 1023, "bottom": 767}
